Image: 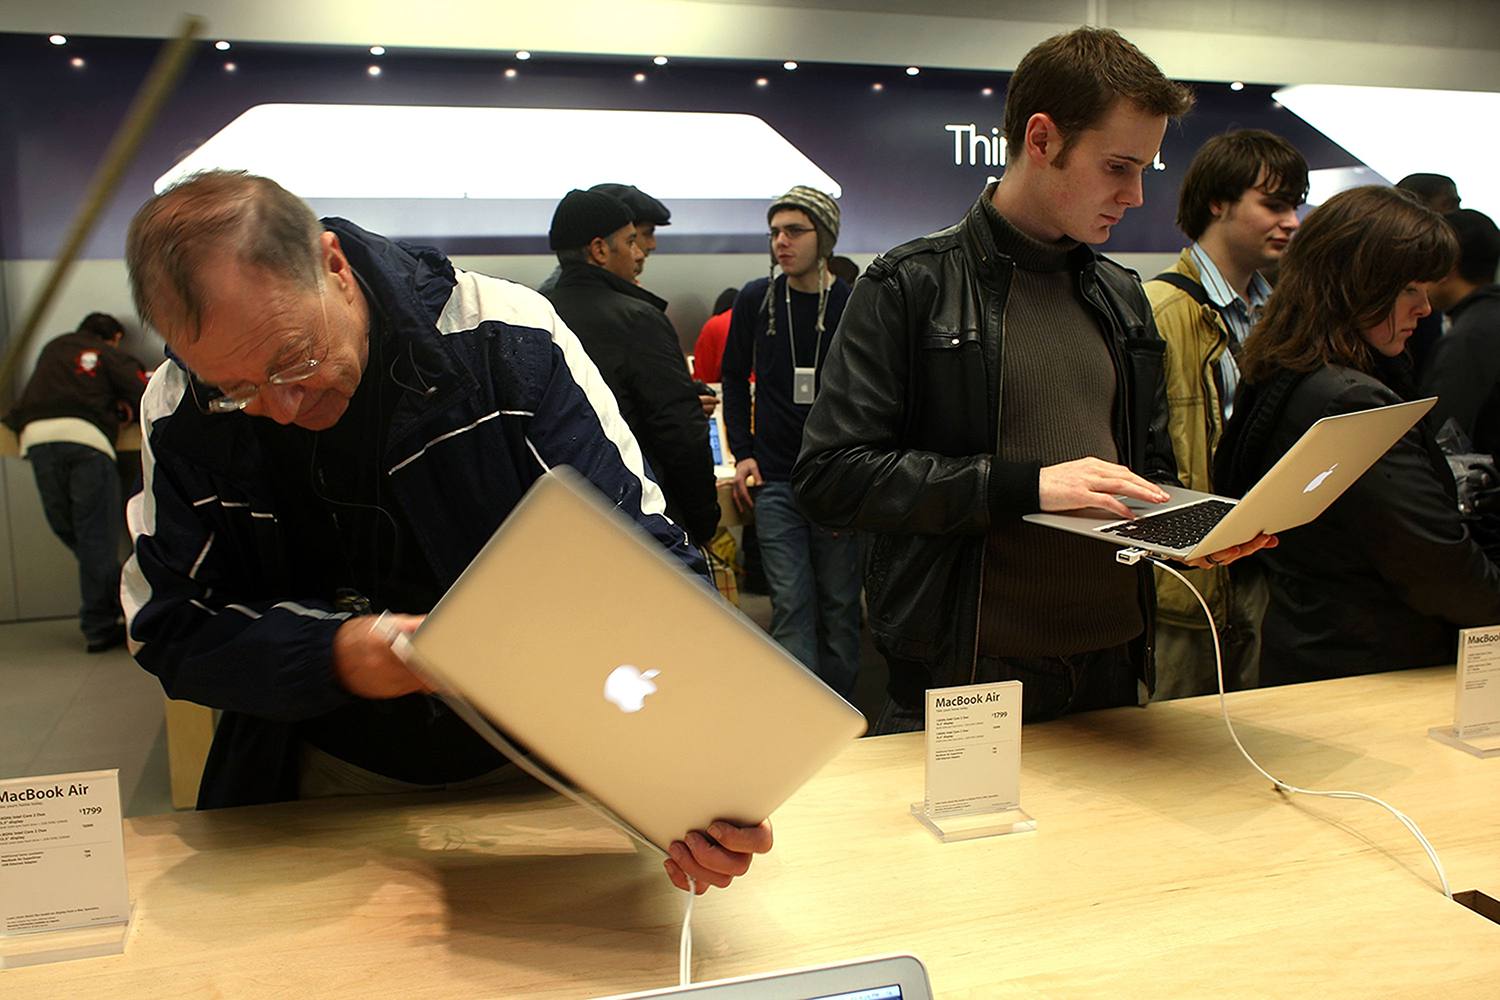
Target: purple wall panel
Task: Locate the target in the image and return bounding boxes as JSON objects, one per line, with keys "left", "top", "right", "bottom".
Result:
{"left": 0, "top": 33, "right": 1360, "bottom": 260}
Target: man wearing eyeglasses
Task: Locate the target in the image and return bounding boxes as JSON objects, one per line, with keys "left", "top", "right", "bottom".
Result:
{"left": 719, "top": 186, "right": 862, "bottom": 699}
{"left": 120, "top": 171, "right": 771, "bottom": 895}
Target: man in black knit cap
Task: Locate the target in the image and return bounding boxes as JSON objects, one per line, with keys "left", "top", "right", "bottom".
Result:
{"left": 794, "top": 28, "right": 1271, "bottom": 730}
{"left": 544, "top": 188, "right": 718, "bottom": 546}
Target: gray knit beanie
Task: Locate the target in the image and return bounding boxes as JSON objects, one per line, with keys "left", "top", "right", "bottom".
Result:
{"left": 763, "top": 185, "right": 841, "bottom": 340}
{"left": 767, "top": 185, "right": 840, "bottom": 257}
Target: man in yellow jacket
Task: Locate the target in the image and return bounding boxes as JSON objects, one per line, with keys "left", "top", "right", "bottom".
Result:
{"left": 1146, "top": 130, "right": 1307, "bottom": 698}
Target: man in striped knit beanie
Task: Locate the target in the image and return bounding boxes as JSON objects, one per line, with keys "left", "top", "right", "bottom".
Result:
{"left": 720, "top": 185, "right": 863, "bottom": 698}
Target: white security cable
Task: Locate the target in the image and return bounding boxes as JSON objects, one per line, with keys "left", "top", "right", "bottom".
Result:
{"left": 680, "top": 878, "right": 696, "bottom": 986}
{"left": 1146, "top": 556, "right": 1452, "bottom": 899}
{"left": 376, "top": 621, "right": 702, "bottom": 983}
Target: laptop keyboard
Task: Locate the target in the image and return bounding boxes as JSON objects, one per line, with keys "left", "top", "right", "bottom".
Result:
{"left": 1100, "top": 499, "right": 1236, "bottom": 550}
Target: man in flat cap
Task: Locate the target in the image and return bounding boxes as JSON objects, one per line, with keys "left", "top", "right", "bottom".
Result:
{"left": 544, "top": 189, "right": 718, "bottom": 546}
{"left": 538, "top": 182, "right": 671, "bottom": 293}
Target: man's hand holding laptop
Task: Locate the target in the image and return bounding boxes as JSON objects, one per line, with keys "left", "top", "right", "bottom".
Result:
{"left": 1037, "top": 456, "right": 1276, "bottom": 569}
{"left": 333, "top": 612, "right": 775, "bottom": 894}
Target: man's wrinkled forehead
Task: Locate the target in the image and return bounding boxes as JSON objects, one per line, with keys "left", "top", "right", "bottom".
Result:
{"left": 170, "top": 264, "right": 313, "bottom": 375}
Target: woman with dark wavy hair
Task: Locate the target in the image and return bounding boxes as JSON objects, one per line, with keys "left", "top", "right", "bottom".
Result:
{"left": 1215, "top": 185, "right": 1500, "bottom": 686}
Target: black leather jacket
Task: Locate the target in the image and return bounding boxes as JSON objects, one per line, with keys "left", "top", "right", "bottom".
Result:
{"left": 793, "top": 190, "right": 1176, "bottom": 706}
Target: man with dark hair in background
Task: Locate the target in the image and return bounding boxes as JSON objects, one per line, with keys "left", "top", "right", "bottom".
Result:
{"left": 1422, "top": 209, "right": 1500, "bottom": 457}
{"left": 5, "top": 312, "right": 149, "bottom": 652}
{"left": 1146, "top": 129, "right": 1308, "bottom": 698}
{"left": 795, "top": 27, "right": 1270, "bottom": 730}
{"left": 1397, "top": 172, "right": 1462, "bottom": 373}
{"left": 544, "top": 188, "right": 719, "bottom": 546}
{"left": 721, "top": 186, "right": 861, "bottom": 698}
{"left": 1397, "top": 173, "right": 1461, "bottom": 215}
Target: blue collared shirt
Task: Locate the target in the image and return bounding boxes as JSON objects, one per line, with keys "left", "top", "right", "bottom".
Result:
{"left": 1188, "top": 243, "right": 1272, "bottom": 420}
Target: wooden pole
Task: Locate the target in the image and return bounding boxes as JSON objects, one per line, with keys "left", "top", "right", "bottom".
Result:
{"left": 0, "top": 16, "right": 205, "bottom": 410}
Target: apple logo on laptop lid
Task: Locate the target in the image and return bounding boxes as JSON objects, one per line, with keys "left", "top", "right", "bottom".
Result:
{"left": 604, "top": 665, "right": 659, "bottom": 713}
{"left": 1303, "top": 463, "right": 1339, "bottom": 494}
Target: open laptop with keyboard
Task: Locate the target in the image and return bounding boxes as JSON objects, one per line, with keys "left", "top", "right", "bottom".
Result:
{"left": 1024, "top": 397, "right": 1435, "bottom": 561}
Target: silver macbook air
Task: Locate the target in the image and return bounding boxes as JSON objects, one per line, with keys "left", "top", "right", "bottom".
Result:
{"left": 406, "top": 465, "right": 867, "bottom": 854}
{"left": 595, "top": 954, "right": 933, "bottom": 999}
{"left": 1023, "top": 397, "right": 1435, "bottom": 560}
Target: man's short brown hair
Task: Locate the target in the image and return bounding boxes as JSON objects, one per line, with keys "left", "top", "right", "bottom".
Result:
{"left": 1003, "top": 27, "right": 1194, "bottom": 161}
{"left": 125, "top": 170, "right": 323, "bottom": 342}
{"left": 1176, "top": 129, "right": 1309, "bottom": 241}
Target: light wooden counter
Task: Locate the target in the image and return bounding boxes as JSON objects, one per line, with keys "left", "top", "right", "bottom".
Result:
{"left": 7, "top": 667, "right": 1498, "bottom": 997}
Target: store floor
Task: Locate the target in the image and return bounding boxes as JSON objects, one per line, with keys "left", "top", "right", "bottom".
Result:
{"left": 0, "top": 603, "right": 887, "bottom": 820}
{"left": 0, "top": 618, "right": 172, "bottom": 818}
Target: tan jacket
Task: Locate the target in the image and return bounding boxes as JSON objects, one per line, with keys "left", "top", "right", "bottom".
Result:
{"left": 1145, "top": 249, "right": 1234, "bottom": 627}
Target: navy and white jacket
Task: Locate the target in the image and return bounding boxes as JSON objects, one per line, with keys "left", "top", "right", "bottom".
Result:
{"left": 123, "top": 219, "right": 702, "bottom": 807}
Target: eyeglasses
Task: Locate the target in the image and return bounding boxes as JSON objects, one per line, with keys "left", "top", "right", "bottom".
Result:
{"left": 768, "top": 225, "right": 817, "bottom": 240}
{"left": 190, "top": 353, "right": 324, "bottom": 414}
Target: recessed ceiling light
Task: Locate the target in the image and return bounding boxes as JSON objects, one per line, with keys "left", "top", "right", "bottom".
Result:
{"left": 504, "top": 67, "right": 518, "bottom": 79}
{"left": 871, "top": 82, "right": 884, "bottom": 92}
{"left": 70, "top": 56, "right": 84, "bottom": 68}
{"left": 214, "top": 40, "right": 230, "bottom": 51}
{"left": 653, "top": 56, "right": 668, "bottom": 66}
{"left": 981, "top": 86, "right": 994, "bottom": 96}
{"left": 905, "top": 66, "right": 920, "bottom": 76}
{"left": 633, "top": 72, "right": 646, "bottom": 83}
{"left": 783, "top": 61, "right": 798, "bottom": 71}
{"left": 1230, "top": 80, "right": 1245, "bottom": 91}
{"left": 224, "top": 62, "right": 237, "bottom": 73}
{"left": 49, "top": 34, "right": 67, "bottom": 46}
{"left": 370, "top": 45, "right": 386, "bottom": 56}
{"left": 755, "top": 77, "right": 769, "bottom": 88}
{"left": 515, "top": 50, "right": 531, "bottom": 61}
{"left": 367, "top": 65, "right": 381, "bottom": 77}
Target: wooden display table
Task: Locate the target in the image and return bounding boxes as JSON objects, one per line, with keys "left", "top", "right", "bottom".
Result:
{"left": 7, "top": 667, "right": 1498, "bottom": 997}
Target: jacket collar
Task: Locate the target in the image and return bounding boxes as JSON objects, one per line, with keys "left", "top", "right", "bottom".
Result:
{"left": 554, "top": 260, "right": 669, "bottom": 312}
{"left": 960, "top": 183, "right": 1103, "bottom": 281}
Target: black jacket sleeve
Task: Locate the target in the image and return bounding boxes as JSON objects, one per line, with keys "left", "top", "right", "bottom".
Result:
{"left": 792, "top": 259, "right": 1037, "bottom": 536}
{"left": 720, "top": 285, "right": 757, "bottom": 463}
{"left": 1330, "top": 381, "right": 1500, "bottom": 625}
{"left": 625, "top": 314, "right": 720, "bottom": 546}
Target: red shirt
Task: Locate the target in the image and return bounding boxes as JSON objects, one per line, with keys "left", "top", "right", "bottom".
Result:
{"left": 692, "top": 309, "right": 732, "bottom": 382}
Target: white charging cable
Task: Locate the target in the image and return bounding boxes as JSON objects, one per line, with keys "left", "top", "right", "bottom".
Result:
{"left": 374, "top": 616, "right": 702, "bottom": 983}
{"left": 1141, "top": 554, "right": 1452, "bottom": 898}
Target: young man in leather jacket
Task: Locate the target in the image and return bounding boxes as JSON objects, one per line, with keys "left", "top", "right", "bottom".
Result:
{"left": 794, "top": 28, "right": 1270, "bottom": 730}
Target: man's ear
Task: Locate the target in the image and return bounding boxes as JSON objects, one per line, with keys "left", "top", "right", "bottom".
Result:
{"left": 587, "top": 236, "right": 610, "bottom": 267}
{"left": 1025, "top": 112, "right": 1062, "bottom": 165}
{"left": 321, "top": 231, "right": 357, "bottom": 302}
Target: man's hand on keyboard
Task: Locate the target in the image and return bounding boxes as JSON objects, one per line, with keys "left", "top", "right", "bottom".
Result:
{"left": 1185, "top": 533, "right": 1278, "bottom": 571}
{"left": 1038, "top": 457, "right": 1171, "bottom": 521}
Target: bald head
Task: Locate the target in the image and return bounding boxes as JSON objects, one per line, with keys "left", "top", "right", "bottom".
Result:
{"left": 125, "top": 170, "right": 323, "bottom": 343}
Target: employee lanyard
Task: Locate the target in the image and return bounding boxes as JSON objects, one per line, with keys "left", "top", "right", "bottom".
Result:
{"left": 784, "top": 277, "right": 825, "bottom": 373}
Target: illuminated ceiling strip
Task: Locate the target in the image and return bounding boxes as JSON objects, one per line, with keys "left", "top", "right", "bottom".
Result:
{"left": 1273, "top": 84, "right": 1499, "bottom": 218}
{"left": 154, "top": 103, "right": 842, "bottom": 200}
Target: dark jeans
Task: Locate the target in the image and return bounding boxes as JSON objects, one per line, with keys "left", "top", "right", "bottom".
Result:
{"left": 29, "top": 442, "right": 124, "bottom": 643}
{"left": 752, "top": 481, "right": 863, "bottom": 698}
{"left": 875, "top": 643, "right": 1140, "bottom": 734}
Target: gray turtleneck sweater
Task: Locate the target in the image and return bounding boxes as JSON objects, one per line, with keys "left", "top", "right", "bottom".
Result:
{"left": 976, "top": 199, "right": 1142, "bottom": 658}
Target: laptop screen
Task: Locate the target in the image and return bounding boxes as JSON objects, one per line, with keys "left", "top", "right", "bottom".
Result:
{"left": 814, "top": 988, "right": 904, "bottom": 1000}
